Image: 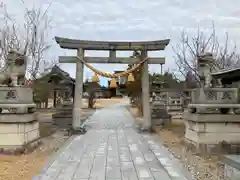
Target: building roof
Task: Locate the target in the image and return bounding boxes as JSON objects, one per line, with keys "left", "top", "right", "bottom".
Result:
{"left": 37, "top": 65, "right": 75, "bottom": 84}
{"left": 211, "top": 66, "right": 240, "bottom": 84}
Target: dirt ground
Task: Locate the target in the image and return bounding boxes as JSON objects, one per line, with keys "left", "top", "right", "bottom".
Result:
{"left": 128, "top": 106, "right": 226, "bottom": 180}
{"left": 0, "top": 131, "right": 68, "bottom": 180}
{"left": 0, "top": 98, "right": 128, "bottom": 180}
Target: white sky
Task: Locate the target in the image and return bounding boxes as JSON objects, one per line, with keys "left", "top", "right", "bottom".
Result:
{"left": 1, "top": 0, "right": 240, "bottom": 85}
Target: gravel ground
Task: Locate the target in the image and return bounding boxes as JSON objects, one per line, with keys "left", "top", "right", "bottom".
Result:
{"left": 0, "top": 131, "right": 69, "bottom": 180}
{"left": 154, "top": 124, "right": 226, "bottom": 180}
{"left": 128, "top": 106, "right": 231, "bottom": 180}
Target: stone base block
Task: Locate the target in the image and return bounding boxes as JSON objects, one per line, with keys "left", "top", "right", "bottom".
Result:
{"left": 184, "top": 113, "right": 240, "bottom": 153}
{"left": 0, "top": 113, "right": 40, "bottom": 154}
{"left": 184, "top": 112, "right": 240, "bottom": 123}
{"left": 184, "top": 135, "right": 240, "bottom": 154}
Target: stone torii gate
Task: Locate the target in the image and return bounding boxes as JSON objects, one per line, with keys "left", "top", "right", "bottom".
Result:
{"left": 55, "top": 37, "right": 170, "bottom": 132}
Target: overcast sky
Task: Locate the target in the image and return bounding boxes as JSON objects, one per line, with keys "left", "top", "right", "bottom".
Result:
{"left": 1, "top": 0, "right": 240, "bottom": 86}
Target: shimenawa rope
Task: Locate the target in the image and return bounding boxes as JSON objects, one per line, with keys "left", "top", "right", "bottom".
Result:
{"left": 76, "top": 56, "right": 148, "bottom": 78}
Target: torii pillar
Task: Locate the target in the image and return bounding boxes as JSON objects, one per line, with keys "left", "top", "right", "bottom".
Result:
{"left": 141, "top": 50, "right": 151, "bottom": 129}
{"left": 72, "top": 48, "right": 84, "bottom": 130}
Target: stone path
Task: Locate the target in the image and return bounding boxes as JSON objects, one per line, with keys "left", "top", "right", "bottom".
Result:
{"left": 35, "top": 103, "right": 192, "bottom": 180}
{"left": 222, "top": 155, "right": 240, "bottom": 179}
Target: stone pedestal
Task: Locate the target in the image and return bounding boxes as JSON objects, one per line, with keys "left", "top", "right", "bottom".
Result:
{"left": 184, "top": 85, "right": 240, "bottom": 153}
{"left": 0, "top": 87, "right": 40, "bottom": 153}
{"left": 184, "top": 111, "right": 240, "bottom": 153}
{"left": 0, "top": 113, "right": 39, "bottom": 153}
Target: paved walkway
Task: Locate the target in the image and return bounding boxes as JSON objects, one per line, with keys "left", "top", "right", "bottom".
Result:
{"left": 35, "top": 103, "right": 192, "bottom": 180}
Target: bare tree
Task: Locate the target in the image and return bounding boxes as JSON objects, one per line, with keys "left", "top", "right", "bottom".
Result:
{"left": 0, "top": 4, "right": 21, "bottom": 69}
{"left": 0, "top": 1, "right": 55, "bottom": 79}
{"left": 173, "top": 24, "right": 240, "bottom": 84}
{"left": 22, "top": 2, "right": 54, "bottom": 79}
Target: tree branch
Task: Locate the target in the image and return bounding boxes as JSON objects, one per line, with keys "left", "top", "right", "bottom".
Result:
{"left": 172, "top": 23, "right": 240, "bottom": 87}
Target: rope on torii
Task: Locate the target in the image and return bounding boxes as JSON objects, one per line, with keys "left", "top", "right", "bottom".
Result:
{"left": 76, "top": 53, "right": 149, "bottom": 88}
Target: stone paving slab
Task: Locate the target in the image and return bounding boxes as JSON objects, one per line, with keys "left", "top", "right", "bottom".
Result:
{"left": 35, "top": 103, "right": 193, "bottom": 180}
{"left": 222, "top": 155, "right": 240, "bottom": 179}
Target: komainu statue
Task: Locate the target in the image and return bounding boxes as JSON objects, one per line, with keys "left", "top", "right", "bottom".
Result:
{"left": 0, "top": 50, "right": 27, "bottom": 86}
{"left": 0, "top": 50, "right": 35, "bottom": 113}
